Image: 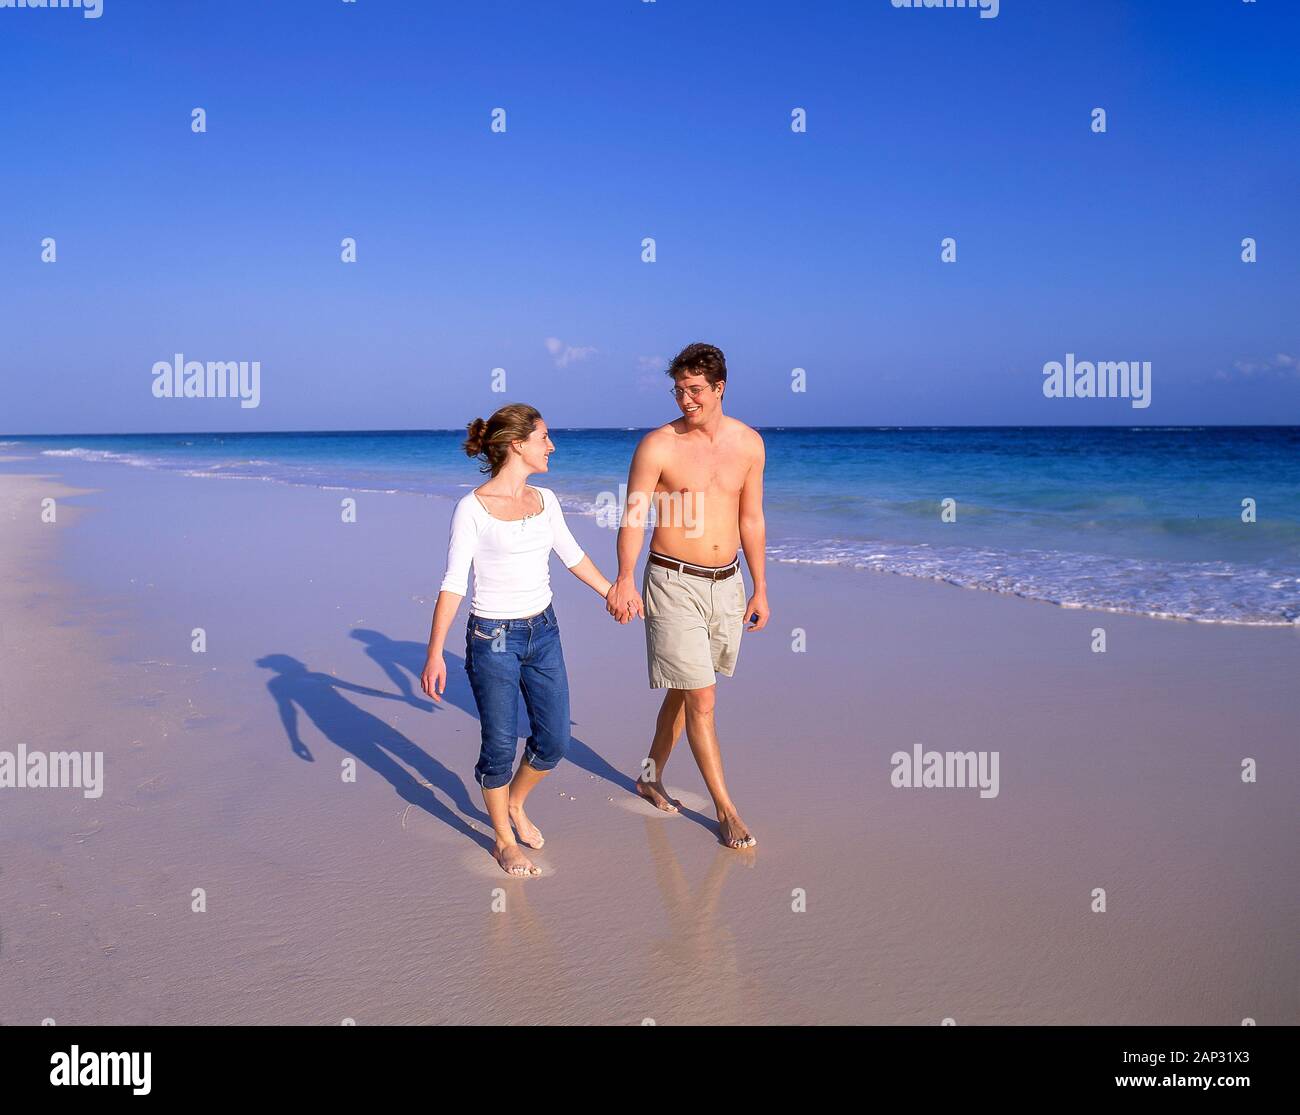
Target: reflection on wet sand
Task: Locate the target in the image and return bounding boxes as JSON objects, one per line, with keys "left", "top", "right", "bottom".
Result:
{"left": 479, "top": 873, "right": 571, "bottom": 1024}
{"left": 639, "top": 817, "right": 762, "bottom": 1025}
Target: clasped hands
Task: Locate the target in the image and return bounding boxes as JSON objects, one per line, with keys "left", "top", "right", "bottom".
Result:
{"left": 604, "top": 578, "right": 644, "bottom": 625}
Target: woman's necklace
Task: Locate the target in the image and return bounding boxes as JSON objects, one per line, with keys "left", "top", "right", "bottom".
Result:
{"left": 480, "top": 487, "right": 542, "bottom": 529}
{"left": 518, "top": 489, "right": 542, "bottom": 530}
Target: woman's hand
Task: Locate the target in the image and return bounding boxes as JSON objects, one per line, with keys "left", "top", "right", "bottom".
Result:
{"left": 421, "top": 653, "right": 447, "bottom": 702}
{"left": 606, "top": 576, "right": 643, "bottom": 624}
{"left": 604, "top": 582, "right": 629, "bottom": 623}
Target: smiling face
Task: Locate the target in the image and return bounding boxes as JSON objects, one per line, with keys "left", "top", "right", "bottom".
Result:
{"left": 513, "top": 419, "right": 555, "bottom": 473}
{"left": 672, "top": 372, "right": 723, "bottom": 426}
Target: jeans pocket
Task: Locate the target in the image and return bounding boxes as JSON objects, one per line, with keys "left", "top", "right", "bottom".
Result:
{"left": 470, "top": 620, "right": 505, "bottom": 644}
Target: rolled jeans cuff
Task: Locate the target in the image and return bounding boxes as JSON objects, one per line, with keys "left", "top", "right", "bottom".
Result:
{"left": 522, "top": 746, "right": 561, "bottom": 773}
{"left": 475, "top": 768, "right": 515, "bottom": 790}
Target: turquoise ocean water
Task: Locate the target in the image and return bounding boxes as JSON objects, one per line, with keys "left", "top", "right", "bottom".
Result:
{"left": 5, "top": 427, "right": 1298, "bottom": 625}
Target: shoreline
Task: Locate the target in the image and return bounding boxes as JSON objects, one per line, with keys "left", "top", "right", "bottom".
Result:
{"left": 7, "top": 441, "right": 1300, "bottom": 627}
{"left": 1, "top": 454, "right": 1297, "bottom": 1025}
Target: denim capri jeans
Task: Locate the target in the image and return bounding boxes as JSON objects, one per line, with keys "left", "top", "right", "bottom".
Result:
{"left": 464, "top": 604, "right": 571, "bottom": 790}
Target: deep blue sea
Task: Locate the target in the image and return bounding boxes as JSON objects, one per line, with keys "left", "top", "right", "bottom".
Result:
{"left": 6, "top": 427, "right": 1299, "bottom": 625}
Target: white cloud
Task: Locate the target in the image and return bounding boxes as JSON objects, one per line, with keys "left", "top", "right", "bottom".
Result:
{"left": 636, "top": 354, "right": 667, "bottom": 390}
{"left": 1215, "top": 353, "right": 1299, "bottom": 381}
{"left": 544, "top": 337, "right": 598, "bottom": 368}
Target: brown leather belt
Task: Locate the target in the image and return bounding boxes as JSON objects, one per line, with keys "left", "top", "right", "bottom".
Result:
{"left": 648, "top": 552, "right": 740, "bottom": 580}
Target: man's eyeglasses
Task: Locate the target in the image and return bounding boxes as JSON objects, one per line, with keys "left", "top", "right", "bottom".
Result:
{"left": 670, "top": 385, "right": 713, "bottom": 400}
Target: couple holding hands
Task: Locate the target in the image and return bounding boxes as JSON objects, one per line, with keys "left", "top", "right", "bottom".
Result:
{"left": 420, "top": 343, "right": 769, "bottom": 877}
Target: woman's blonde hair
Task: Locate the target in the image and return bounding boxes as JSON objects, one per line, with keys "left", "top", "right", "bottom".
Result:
{"left": 463, "top": 403, "right": 542, "bottom": 475}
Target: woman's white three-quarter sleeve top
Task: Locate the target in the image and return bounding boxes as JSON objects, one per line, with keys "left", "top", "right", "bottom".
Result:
{"left": 438, "top": 486, "right": 586, "bottom": 619}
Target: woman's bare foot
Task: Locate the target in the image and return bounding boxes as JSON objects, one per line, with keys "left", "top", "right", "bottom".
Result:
{"left": 635, "top": 779, "right": 682, "bottom": 813}
{"left": 494, "top": 841, "right": 540, "bottom": 877}
{"left": 718, "top": 812, "right": 756, "bottom": 849}
{"left": 508, "top": 802, "right": 544, "bottom": 849}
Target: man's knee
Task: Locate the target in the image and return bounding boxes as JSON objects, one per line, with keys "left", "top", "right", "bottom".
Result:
{"left": 660, "top": 688, "right": 687, "bottom": 712}
{"left": 682, "top": 684, "right": 716, "bottom": 715}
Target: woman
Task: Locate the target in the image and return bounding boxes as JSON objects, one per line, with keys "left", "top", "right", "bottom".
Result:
{"left": 421, "top": 404, "right": 617, "bottom": 877}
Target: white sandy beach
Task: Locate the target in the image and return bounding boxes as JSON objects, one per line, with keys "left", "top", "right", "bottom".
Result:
{"left": 0, "top": 455, "right": 1296, "bottom": 1025}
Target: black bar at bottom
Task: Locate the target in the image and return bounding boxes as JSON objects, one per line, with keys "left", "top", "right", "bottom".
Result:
{"left": 0, "top": 1024, "right": 1289, "bottom": 1101}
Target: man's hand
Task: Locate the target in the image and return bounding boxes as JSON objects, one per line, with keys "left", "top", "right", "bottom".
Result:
{"left": 745, "top": 591, "right": 770, "bottom": 631}
{"left": 606, "top": 577, "right": 644, "bottom": 624}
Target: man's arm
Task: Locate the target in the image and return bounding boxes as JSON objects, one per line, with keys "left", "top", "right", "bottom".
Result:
{"left": 608, "top": 433, "right": 662, "bottom": 622}
{"left": 738, "top": 433, "right": 768, "bottom": 631}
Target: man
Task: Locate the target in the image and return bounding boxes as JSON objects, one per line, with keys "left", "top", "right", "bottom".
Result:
{"left": 607, "top": 342, "right": 768, "bottom": 849}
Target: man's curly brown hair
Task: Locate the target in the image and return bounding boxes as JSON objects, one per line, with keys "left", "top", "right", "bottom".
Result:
{"left": 665, "top": 342, "right": 727, "bottom": 387}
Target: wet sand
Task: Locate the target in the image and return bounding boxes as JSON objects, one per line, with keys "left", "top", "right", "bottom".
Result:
{"left": 1, "top": 455, "right": 1296, "bottom": 1025}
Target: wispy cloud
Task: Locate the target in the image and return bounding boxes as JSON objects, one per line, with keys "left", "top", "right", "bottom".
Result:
{"left": 636, "top": 354, "right": 667, "bottom": 390}
{"left": 544, "top": 337, "right": 598, "bottom": 369}
{"left": 1213, "top": 352, "right": 1300, "bottom": 381}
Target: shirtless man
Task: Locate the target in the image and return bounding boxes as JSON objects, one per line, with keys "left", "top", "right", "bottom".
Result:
{"left": 606, "top": 342, "right": 768, "bottom": 849}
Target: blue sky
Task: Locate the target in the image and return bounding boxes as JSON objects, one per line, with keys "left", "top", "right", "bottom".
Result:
{"left": 1, "top": 0, "right": 1297, "bottom": 433}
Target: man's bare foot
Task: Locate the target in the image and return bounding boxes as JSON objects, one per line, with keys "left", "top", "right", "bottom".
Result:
{"left": 494, "top": 841, "right": 540, "bottom": 877}
{"left": 508, "top": 803, "right": 544, "bottom": 849}
{"left": 636, "top": 778, "right": 681, "bottom": 813}
{"left": 718, "top": 813, "right": 756, "bottom": 849}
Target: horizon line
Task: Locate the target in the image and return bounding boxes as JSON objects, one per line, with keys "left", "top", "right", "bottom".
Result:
{"left": 5, "top": 423, "right": 1300, "bottom": 438}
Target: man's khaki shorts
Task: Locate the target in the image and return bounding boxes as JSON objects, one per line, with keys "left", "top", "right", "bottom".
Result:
{"left": 642, "top": 554, "right": 747, "bottom": 690}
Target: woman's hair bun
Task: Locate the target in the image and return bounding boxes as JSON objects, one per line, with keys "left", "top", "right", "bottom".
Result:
{"left": 463, "top": 417, "right": 488, "bottom": 457}
{"left": 461, "top": 404, "right": 542, "bottom": 475}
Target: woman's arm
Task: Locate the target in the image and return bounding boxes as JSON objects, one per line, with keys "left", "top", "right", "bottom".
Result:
{"left": 566, "top": 554, "right": 614, "bottom": 600}
{"left": 422, "top": 497, "right": 477, "bottom": 701}
{"left": 421, "top": 589, "right": 463, "bottom": 702}
{"left": 544, "top": 489, "right": 614, "bottom": 601}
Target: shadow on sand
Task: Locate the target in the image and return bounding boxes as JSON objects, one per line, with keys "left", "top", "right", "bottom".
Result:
{"left": 349, "top": 629, "right": 718, "bottom": 836}
{"left": 255, "top": 651, "right": 492, "bottom": 850}
{"left": 350, "top": 628, "right": 656, "bottom": 799}
{"left": 255, "top": 628, "right": 719, "bottom": 852}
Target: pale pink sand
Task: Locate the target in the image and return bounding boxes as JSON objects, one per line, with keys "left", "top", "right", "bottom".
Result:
{"left": 0, "top": 460, "right": 1296, "bottom": 1025}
